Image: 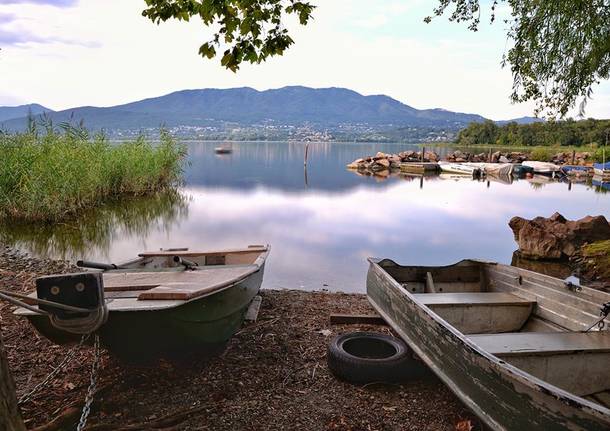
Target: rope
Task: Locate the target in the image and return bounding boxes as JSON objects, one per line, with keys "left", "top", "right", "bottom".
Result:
{"left": 585, "top": 301, "right": 610, "bottom": 332}
{"left": 0, "top": 291, "right": 50, "bottom": 315}
{"left": 0, "top": 289, "right": 91, "bottom": 313}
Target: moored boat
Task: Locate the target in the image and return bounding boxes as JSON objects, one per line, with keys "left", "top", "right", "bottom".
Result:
{"left": 511, "top": 163, "right": 534, "bottom": 177}
{"left": 215, "top": 146, "right": 233, "bottom": 154}
{"left": 593, "top": 162, "right": 610, "bottom": 179}
{"left": 561, "top": 165, "right": 593, "bottom": 176}
{"left": 522, "top": 161, "right": 562, "bottom": 176}
{"left": 464, "top": 162, "right": 514, "bottom": 178}
{"left": 15, "top": 245, "right": 269, "bottom": 358}
{"left": 367, "top": 258, "right": 610, "bottom": 430}
{"left": 438, "top": 162, "right": 482, "bottom": 177}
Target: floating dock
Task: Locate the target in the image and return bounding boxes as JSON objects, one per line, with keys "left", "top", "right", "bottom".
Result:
{"left": 399, "top": 162, "right": 439, "bottom": 175}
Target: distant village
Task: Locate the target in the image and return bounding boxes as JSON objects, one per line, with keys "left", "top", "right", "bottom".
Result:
{"left": 108, "top": 122, "right": 457, "bottom": 143}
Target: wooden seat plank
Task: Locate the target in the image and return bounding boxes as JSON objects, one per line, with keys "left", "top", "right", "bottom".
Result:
{"left": 469, "top": 331, "right": 610, "bottom": 356}
{"left": 413, "top": 292, "right": 534, "bottom": 306}
{"left": 412, "top": 292, "right": 535, "bottom": 334}
{"left": 102, "top": 266, "right": 255, "bottom": 300}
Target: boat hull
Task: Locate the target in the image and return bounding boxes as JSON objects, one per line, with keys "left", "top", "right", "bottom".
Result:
{"left": 25, "top": 266, "right": 265, "bottom": 359}
{"left": 366, "top": 259, "right": 610, "bottom": 431}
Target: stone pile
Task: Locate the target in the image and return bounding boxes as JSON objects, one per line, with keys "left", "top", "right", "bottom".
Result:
{"left": 444, "top": 150, "right": 528, "bottom": 163}
{"left": 346, "top": 151, "right": 440, "bottom": 172}
{"left": 549, "top": 151, "right": 591, "bottom": 165}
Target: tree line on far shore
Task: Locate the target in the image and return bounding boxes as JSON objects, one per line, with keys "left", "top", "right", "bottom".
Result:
{"left": 456, "top": 119, "right": 610, "bottom": 148}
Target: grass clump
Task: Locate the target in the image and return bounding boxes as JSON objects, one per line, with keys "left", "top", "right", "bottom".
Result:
{"left": 581, "top": 240, "right": 610, "bottom": 281}
{"left": 0, "top": 128, "right": 186, "bottom": 222}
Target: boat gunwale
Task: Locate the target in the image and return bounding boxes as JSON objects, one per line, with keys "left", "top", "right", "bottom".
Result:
{"left": 15, "top": 246, "right": 270, "bottom": 314}
{"left": 366, "top": 257, "right": 610, "bottom": 422}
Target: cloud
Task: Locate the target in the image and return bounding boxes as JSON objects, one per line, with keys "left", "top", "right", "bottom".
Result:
{"left": 0, "top": 0, "right": 78, "bottom": 6}
{"left": 0, "top": 28, "right": 99, "bottom": 47}
{"left": 0, "top": 12, "right": 17, "bottom": 24}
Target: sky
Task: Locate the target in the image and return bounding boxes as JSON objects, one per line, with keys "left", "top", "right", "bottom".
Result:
{"left": 0, "top": 0, "right": 609, "bottom": 120}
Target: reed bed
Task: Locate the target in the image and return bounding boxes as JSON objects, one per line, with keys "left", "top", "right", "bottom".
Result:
{"left": 0, "top": 129, "right": 186, "bottom": 222}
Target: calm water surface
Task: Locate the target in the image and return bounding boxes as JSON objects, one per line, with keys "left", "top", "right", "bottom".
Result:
{"left": 4, "top": 141, "right": 610, "bottom": 292}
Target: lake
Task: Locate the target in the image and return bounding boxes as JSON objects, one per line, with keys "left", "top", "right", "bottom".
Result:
{"left": 3, "top": 141, "right": 610, "bottom": 292}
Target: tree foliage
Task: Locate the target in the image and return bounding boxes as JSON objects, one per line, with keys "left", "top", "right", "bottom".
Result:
{"left": 426, "top": 1, "right": 610, "bottom": 118}
{"left": 456, "top": 118, "right": 610, "bottom": 150}
{"left": 142, "top": 0, "right": 315, "bottom": 72}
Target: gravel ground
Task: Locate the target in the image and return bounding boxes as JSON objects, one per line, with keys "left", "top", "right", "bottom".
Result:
{"left": 0, "top": 245, "right": 477, "bottom": 431}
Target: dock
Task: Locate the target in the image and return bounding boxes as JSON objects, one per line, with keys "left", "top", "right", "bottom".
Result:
{"left": 399, "top": 162, "right": 439, "bottom": 175}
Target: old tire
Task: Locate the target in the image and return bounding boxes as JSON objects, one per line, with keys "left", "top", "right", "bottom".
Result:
{"left": 327, "top": 332, "right": 413, "bottom": 384}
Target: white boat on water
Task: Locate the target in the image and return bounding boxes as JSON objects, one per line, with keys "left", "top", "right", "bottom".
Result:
{"left": 465, "top": 163, "right": 514, "bottom": 177}
{"left": 438, "top": 162, "right": 481, "bottom": 176}
{"left": 522, "top": 161, "right": 561, "bottom": 175}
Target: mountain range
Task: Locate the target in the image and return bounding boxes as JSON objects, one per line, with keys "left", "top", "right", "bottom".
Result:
{"left": 0, "top": 86, "right": 539, "bottom": 138}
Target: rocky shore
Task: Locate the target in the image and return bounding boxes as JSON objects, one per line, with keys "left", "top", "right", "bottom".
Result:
{"left": 0, "top": 245, "right": 473, "bottom": 431}
{"left": 347, "top": 149, "right": 594, "bottom": 174}
{"left": 509, "top": 213, "right": 610, "bottom": 290}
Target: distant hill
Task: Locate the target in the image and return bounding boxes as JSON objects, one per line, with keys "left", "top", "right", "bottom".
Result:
{"left": 497, "top": 116, "right": 544, "bottom": 125}
{"left": 1, "top": 86, "right": 487, "bottom": 132}
{"left": 0, "top": 103, "right": 53, "bottom": 122}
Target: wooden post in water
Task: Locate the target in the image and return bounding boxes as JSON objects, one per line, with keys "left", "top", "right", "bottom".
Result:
{"left": 571, "top": 150, "right": 576, "bottom": 165}
{"left": 304, "top": 143, "right": 309, "bottom": 167}
{"left": 488, "top": 148, "right": 492, "bottom": 162}
{"left": 421, "top": 147, "right": 425, "bottom": 162}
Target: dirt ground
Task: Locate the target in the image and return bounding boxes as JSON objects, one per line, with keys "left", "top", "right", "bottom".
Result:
{"left": 0, "top": 246, "right": 477, "bottom": 431}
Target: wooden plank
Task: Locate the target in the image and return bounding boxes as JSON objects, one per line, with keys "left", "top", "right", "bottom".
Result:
{"left": 399, "top": 162, "right": 439, "bottom": 174}
{"left": 245, "top": 295, "right": 262, "bottom": 322}
{"left": 469, "top": 332, "right": 610, "bottom": 356}
{"left": 413, "top": 292, "right": 533, "bottom": 306}
{"left": 329, "top": 314, "right": 388, "bottom": 325}
{"left": 102, "top": 266, "right": 256, "bottom": 300}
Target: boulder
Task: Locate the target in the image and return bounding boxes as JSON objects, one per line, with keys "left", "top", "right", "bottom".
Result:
{"left": 499, "top": 155, "right": 510, "bottom": 163}
{"left": 509, "top": 213, "right": 610, "bottom": 260}
{"left": 374, "top": 158, "right": 390, "bottom": 169}
{"left": 426, "top": 152, "right": 439, "bottom": 162}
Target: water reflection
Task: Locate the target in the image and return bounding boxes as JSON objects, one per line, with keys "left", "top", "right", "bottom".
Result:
{"left": 0, "top": 191, "right": 189, "bottom": 260}
{"left": 510, "top": 251, "right": 573, "bottom": 280}
{"left": 1, "top": 141, "right": 609, "bottom": 292}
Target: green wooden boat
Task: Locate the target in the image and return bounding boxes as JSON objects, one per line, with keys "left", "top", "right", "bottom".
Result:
{"left": 367, "top": 258, "right": 610, "bottom": 431}
{"left": 15, "top": 245, "right": 269, "bottom": 358}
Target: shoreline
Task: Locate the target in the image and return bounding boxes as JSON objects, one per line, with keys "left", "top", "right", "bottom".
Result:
{"left": 0, "top": 245, "right": 473, "bottom": 430}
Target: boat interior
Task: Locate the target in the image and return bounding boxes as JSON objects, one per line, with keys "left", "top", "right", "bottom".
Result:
{"left": 380, "top": 259, "right": 610, "bottom": 409}
{"left": 100, "top": 246, "right": 268, "bottom": 302}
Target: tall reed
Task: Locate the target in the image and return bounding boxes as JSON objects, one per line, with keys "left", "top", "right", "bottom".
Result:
{"left": 0, "top": 127, "right": 186, "bottom": 222}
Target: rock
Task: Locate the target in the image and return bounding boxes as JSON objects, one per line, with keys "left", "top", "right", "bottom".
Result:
{"left": 499, "top": 156, "right": 509, "bottom": 163}
{"left": 388, "top": 155, "right": 401, "bottom": 163}
{"left": 425, "top": 152, "right": 439, "bottom": 162}
{"left": 372, "top": 158, "right": 390, "bottom": 170}
{"left": 399, "top": 151, "right": 414, "bottom": 160}
{"left": 491, "top": 151, "right": 501, "bottom": 163}
{"left": 455, "top": 157, "right": 466, "bottom": 163}
{"left": 374, "top": 152, "right": 386, "bottom": 160}
{"left": 509, "top": 213, "right": 610, "bottom": 260}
